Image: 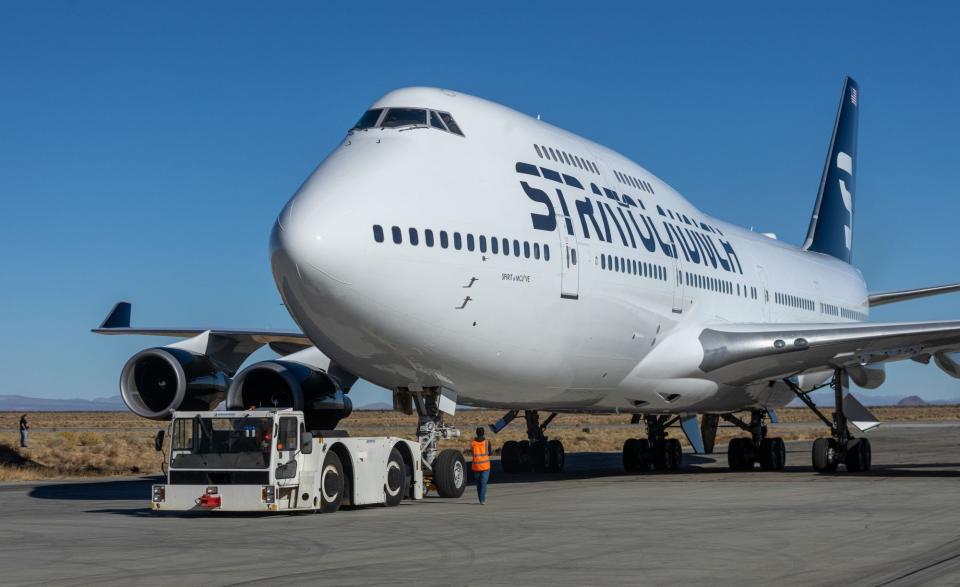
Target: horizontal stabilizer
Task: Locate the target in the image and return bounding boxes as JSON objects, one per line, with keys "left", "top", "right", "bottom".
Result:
{"left": 842, "top": 393, "right": 880, "bottom": 432}
{"left": 869, "top": 283, "right": 960, "bottom": 307}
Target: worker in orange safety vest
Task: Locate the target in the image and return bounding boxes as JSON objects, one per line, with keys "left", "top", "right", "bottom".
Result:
{"left": 471, "top": 427, "right": 492, "bottom": 504}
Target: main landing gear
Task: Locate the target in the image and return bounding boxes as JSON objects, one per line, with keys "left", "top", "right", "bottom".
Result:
{"left": 786, "top": 369, "right": 872, "bottom": 473}
{"left": 409, "top": 389, "right": 466, "bottom": 497}
{"left": 499, "top": 410, "right": 565, "bottom": 474}
{"left": 622, "top": 415, "right": 683, "bottom": 472}
{"left": 722, "top": 410, "right": 786, "bottom": 471}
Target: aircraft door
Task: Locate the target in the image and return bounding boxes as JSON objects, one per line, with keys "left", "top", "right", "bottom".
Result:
{"left": 668, "top": 232, "right": 683, "bottom": 314}
{"left": 756, "top": 265, "right": 770, "bottom": 322}
{"left": 558, "top": 219, "right": 580, "bottom": 300}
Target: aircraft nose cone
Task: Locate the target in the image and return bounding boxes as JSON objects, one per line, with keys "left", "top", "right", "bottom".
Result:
{"left": 270, "top": 187, "right": 355, "bottom": 289}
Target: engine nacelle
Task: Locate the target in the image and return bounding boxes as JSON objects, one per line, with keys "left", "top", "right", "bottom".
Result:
{"left": 226, "top": 360, "right": 353, "bottom": 430}
{"left": 120, "top": 348, "right": 229, "bottom": 420}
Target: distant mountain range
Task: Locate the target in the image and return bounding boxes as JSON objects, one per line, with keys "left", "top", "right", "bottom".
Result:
{"left": 786, "top": 392, "right": 959, "bottom": 408}
{"left": 0, "top": 394, "right": 126, "bottom": 411}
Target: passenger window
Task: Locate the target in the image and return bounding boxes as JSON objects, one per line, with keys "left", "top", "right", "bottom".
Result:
{"left": 425, "top": 229, "right": 434, "bottom": 247}
{"left": 601, "top": 255, "right": 606, "bottom": 269}
{"left": 373, "top": 225, "right": 384, "bottom": 243}
{"left": 409, "top": 228, "right": 419, "bottom": 246}
{"left": 392, "top": 226, "right": 402, "bottom": 244}
{"left": 467, "top": 234, "right": 475, "bottom": 251}
{"left": 548, "top": 148, "right": 557, "bottom": 161}
{"left": 430, "top": 111, "right": 447, "bottom": 130}
{"left": 352, "top": 108, "right": 384, "bottom": 130}
{"left": 491, "top": 237, "right": 499, "bottom": 254}
{"left": 533, "top": 243, "right": 540, "bottom": 259}
{"left": 454, "top": 232, "right": 462, "bottom": 250}
{"left": 513, "top": 240, "right": 520, "bottom": 257}
{"left": 381, "top": 108, "right": 427, "bottom": 128}
{"left": 503, "top": 238, "right": 510, "bottom": 255}
{"left": 523, "top": 241, "right": 530, "bottom": 258}
{"left": 437, "top": 112, "right": 464, "bottom": 136}
{"left": 543, "top": 245, "right": 550, "bottom": 261}
{"left": 615, "top": 257, "right": 620, "bottom": 272}
{"left": 534, "top": 145, "right": 543, "bottom": 158}
{"left": 479, "top": 235, "right": 487, "bottom": 253}
{"left": 440, "top": 231, "right": 449, "bottom": 248}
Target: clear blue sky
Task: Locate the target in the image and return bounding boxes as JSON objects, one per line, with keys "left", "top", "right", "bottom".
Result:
{"left": 2, "top": 1, "right": 959, "bottom": 406}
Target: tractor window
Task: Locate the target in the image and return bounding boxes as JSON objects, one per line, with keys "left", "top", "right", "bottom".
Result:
{"left": 277, "top": 417, "right": 298, "bottom": 452}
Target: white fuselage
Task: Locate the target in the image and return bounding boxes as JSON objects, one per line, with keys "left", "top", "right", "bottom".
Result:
{"left": 270, "top": 87, "right": 869, "bottom": 414}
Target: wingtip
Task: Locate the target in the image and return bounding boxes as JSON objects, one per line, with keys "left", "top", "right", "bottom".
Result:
{"left": 98, "top": 301, "right": 132, "bottom": 329}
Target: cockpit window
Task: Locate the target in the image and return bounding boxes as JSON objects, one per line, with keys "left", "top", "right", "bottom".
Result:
{"left": 438, "top": 112, "right": 463, "bottom": 136}
{"left": 381, "top": 108, "right": 428, "bottom": 128}
{"left": 430, "top": 111, "right": 447, "bottom": 130}
{"left": 350, "top": 107, "right": 464, "bottom": 137}
{"left": 353, "top": 108, "right": 384, "bottom": 130}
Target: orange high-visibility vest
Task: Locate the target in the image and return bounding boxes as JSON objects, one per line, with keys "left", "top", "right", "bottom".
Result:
{"left": 471, "top": 439, "right": 491, "bottom": 472}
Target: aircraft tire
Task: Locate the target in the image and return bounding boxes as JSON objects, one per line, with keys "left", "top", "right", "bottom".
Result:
{"left": 652, "top": 440, "right": 670, "bottom": 471}
{"left": 759, "top": 438, "right": 785, "bottom": 471}
{"left": 667, "top": 438, "right": 682, "bottom": 471}
{"left": 547, "top": 439, "right": 565, "bottom": 472}
{"left": 728, "top": 438, "right": 747, "bottom": 471}
{"left": 530, "top": 440, "right": 550, "bottom": 472}
{"left": 434, "top": 449, "right": 466, "bottom": 498}
{"left": 636, "top": 438, "right": 651, "bottom": 471}
{"left": 845, "top": 438, "right": 872, "bottom": 472}
{"left": 623, "top": 438, "right": 641, "bottom": 472}
{"left": 501, "top": 440, "right": 521, "bottom": 474}
{"left": 812, "top": 437, "right": 838, "bottom": 473}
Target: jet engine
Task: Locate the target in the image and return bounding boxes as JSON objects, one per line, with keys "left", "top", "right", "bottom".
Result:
{"left": 226, "top": 360, "right": 352, "bottom": 430}
{"left": 120, "top": 347, "right": 229, "bottom": 420}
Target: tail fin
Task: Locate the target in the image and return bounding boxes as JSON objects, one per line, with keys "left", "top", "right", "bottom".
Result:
{"left": 802, "top": 76, "right": 859, "bottom": 264}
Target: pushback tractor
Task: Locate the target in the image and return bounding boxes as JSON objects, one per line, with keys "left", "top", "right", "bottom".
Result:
{"left": 151, "top": 409, "right": 428, "bottom": 513}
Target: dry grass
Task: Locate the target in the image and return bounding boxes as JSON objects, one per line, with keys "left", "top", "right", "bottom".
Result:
{"left": 2, "top": 406, "right": 958, "bottom": 481}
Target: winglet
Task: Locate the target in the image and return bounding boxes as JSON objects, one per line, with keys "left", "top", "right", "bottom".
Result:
{"left": 99, "top": 302, "right": 131, "bottom": 329}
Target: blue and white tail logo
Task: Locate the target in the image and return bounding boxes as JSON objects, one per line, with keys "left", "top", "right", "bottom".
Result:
{"left": 803, "top": 77, "right": 859, "bottom": 264}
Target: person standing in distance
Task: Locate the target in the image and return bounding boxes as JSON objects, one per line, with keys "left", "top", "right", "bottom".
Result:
{"left": 471, "top": 427, "right": 492, "bottom": 504}
{"left": 19, "top": 414, "right": 29, "bottom": 448}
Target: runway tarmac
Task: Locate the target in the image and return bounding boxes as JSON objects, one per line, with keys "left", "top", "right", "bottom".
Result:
{"left": 1, "top": 423, "right": 959, "bottom": 586}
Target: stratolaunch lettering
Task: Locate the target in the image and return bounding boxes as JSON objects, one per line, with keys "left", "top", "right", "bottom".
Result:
{"left": 517, "top": 162, "right": 742, "bottom": 274}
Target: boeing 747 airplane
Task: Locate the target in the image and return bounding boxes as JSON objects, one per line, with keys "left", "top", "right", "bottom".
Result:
{"left": 96, "top": 78, "right": 960, "bottom": 497}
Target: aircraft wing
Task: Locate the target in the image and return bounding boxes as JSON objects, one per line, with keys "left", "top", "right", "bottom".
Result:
{"left": 698, "top": 320, "right": 960, "bottom": 385}
{"left": 91, "top": 302, "right": 313, "bottom": 373}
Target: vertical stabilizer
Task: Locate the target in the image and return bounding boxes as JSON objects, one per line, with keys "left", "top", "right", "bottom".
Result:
{"left": 802, "top": 77, "right": 859, "bottom": 264}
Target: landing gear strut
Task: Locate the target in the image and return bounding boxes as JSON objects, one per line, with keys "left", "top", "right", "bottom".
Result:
{"left": 622, "top": 415, "right": 682, "bottom": 472}
{"left": 787, "top": 370, "right": 871, "bottom": 473}
{"left": 723, "top": 410, "right": 785, "bottom": 471}
{"left": 500, "top": 410, "right": 564, "bottom": 474}
{"left": 408, "top": 389, "right": 465, "bottom": 497}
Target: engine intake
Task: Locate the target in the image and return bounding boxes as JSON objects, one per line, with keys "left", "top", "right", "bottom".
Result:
{"left": 226, "top": 360, "right": 352, "bottom": 430}
{"left": 120, "top": 348, "right": 229, "bottom": 420}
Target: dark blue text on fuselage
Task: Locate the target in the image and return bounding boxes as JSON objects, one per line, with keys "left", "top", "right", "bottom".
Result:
{"left": 516, "top": 162, "right": 744, "bottom": 274}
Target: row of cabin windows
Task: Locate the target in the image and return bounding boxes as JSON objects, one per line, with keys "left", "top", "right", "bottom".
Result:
{"left": 352, "top": 108, "right": 464, "bottom": 136}
{"left": 599, "top": 254, "right": 667, "bottom": 281}
{"left": 655, "top": 205, "right": 724, "bottom": 236}
{"left": 373, "top": 225, "right": 550, "bottom": 261}
{"left": 686, "top": 272, "right": 757, "bottom": 299}
{"left": 820, "top": 302, "right": 840, "bottom": 316}
{"left": 614, "top": 170, "right": 655, "bottom": 195}
{"left": 534, "top": 144, "right": 599, "bottom": 175}
{"left": 776, "top": 292, "right": 815, "bottom": 311}
{"left": 840, "top": 307, "right": 866, "bottom": 321}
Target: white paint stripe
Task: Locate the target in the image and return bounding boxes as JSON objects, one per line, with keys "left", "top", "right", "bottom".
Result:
{"left": 837, "top": 151, "right": 853, "bottom": 175}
